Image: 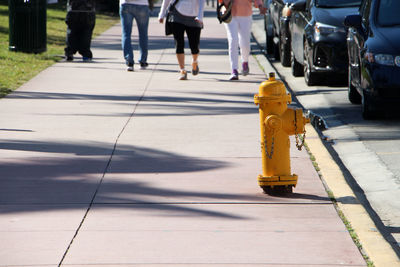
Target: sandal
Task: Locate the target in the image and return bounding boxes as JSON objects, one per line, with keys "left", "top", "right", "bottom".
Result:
{"left": 192, "top": 61, "right": 199, "bottom": 76}
{"left": 179, "top": 70, "right": 187, "bottom": 80}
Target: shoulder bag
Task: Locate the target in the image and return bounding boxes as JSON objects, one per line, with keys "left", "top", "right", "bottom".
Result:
{"left": 217, "top": 0, "right": 232, "bottom": 24}
{"left": 165, "top": 0, "right": 180, "bottom": 35}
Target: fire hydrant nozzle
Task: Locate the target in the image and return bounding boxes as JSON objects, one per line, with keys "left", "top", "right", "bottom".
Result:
{"left": 265, "top": 115, "right": 282, "bottom": 131}
{"left": 254, "top": 72, "right": 309, "bottom": 194}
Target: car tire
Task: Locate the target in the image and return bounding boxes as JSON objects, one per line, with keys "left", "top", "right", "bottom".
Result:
{"left": 362, "top": 91, "right": 375, "bottom": 120}
{"left": 348, "top": 65, "right": 361, "bottom": 104}
{"left": 304, "top": 41, "right": 319, "bottom": 86}
{"left": 273, "top": 38, "right": 280, "bottom": 61}
{"left": 266, "top": 34, "right": 274, "bottom": 56}
{"left": 266, "top": 24, "right": 275, "bottom": 56}
{"left": 291, "top": 50, "right": 303, "bottom": 77}
{"left": 280, "top": 35, "right": 291, "bottom": 67}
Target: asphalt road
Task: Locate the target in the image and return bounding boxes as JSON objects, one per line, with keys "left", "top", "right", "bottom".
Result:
{"left": 251, "top": 13, "right": 400, "bottom": 254}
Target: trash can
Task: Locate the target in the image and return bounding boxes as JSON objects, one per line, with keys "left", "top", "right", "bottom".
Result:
{"left": 8, "top": 0, "right": 47, "bottom": 53}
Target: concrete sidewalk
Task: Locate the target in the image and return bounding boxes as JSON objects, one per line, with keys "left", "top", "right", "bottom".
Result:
{"left": 0, "top": 5, "right": 366, "bottom": 266}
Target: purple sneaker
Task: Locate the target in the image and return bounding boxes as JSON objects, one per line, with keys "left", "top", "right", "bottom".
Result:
{"left": 242, "top": 62, "right": 249, "bottom": 76}
{"left": 229, "top": 69, "right": 239, "bottom": 80}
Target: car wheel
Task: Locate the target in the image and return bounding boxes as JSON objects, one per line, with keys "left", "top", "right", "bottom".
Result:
{"left": 291, "top": 50, "right": 303, "bottom": 77}
{"left": 266, "top": 23, "right": 274, "bottom": 56}
{"left": 303, "top": 41, "right": 319, "bottom": 86}
{"left": 266, "top": 33, "right": 274, "bottom": 56}
{"left": 348, "top": 65, "right": 361, "bottom": 104}
{"left": 273, "top": 38, "right": 280, "bottom": 61}
{"left": 362, "top": 91, "right": 375, "bottom": 120}
{"left": 280, "top": 35, "right": 291, "bottom": 67}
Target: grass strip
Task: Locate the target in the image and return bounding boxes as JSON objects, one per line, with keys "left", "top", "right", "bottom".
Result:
{"left": 0, "top": 0, "right": 120, "bottom": 97}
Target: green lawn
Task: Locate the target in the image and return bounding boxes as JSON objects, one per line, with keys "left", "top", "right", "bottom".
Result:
{"left": 0, "top": 0, "right": 120, "bottom": 97}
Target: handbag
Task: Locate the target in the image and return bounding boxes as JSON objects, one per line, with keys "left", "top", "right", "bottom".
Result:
{"left": 165, "top": 0, "right": 180, "bottom": 35}
{"left": 217, "top": 0, "right": 232, "bottom": 24}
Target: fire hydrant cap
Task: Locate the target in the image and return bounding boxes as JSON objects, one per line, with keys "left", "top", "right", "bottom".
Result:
{"left": 258, "top": 75, "right": 287, "bottom": 98}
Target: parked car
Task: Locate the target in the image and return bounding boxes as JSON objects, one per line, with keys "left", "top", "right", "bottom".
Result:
{"left": 264, "top": 0, "right": 298, "bottom": 66}
{"left": 289, "top": 0, "right": 361, "bottom": 85}
{"left": 345, "top": 0, "right": 400, "bottom": 119}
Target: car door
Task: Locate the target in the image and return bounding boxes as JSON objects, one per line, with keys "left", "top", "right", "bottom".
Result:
{"left": 350, "top": 0, "right": 371, "bottom": 89}
{"left": 302, "top": 0, "right": 314, "bottom": 64}
{"left": 291, "top": 0, "right": 310, "bottom": 63}
{"left": 292, "top": 0, "right": 314, "bottom": 64}
{"left": 271, "top": 0, "right": 284, "bottom": 35}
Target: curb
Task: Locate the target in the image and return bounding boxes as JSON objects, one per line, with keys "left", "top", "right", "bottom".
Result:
{"left": 253, "top": 51, "right": 400, "bottom": 267}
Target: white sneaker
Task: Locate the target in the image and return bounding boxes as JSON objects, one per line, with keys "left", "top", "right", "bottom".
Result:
{"left": 127, "top": 63, "right": 134, "bottom": 72}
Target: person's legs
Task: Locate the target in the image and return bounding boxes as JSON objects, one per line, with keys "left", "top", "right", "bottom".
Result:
{"left": 237, "top": 16, "right": 252, "bottom": 75}
{"left": 65, "top": 27, "right": 77, "bottom": 60}
{"left": 65, "top": 12, "right": 79, "bottom": 60}
{"left": 120, "top": 4, "right": 135, "bottom": 68}
{"left": 172, "top": 22, "right": 187, "bottom": 79}
{"left": 186, "top": 26, "right": 201, "bottom": 55}
{"left": 224, "top": 17, "right": 239, "bottom": 79}
{"left": 176, "top": 53, "right": 185, "bottom": 70}
{"left": 186, "top": 26, "right": 201, "bottom": 75}
{"left": 78, "top": 12, "right": 96, "bottom": 60}
{"left": 177, "top": 53, "right": 187, "bottom": 80}
{"left": 133, "top": 4, "right": 150, "bottom": 66}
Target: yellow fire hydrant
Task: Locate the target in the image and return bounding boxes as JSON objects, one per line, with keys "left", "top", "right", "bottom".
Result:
{"left": 254, "top": 72, "right": 310, "bottom": 194}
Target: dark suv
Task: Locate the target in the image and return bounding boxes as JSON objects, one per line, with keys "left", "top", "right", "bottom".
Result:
{"left": 345, "top": 0, "right": 400, "bottom": 119}
{"left": 264, "top": 0, "right": 298, "bottom": 66}
{"left": 289, "top": 0, "right": 361, "bottom": 85}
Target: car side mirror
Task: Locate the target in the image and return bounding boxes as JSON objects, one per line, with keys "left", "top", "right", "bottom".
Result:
{"left": 344, "top": 14, "right": 362, "bottom": 29}
{"left": 290, "top": 0, "right": 306, "bottom": 12}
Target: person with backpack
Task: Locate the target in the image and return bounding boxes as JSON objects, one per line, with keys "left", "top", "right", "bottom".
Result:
{"left": 222, "top": 0, "right": 266, "bottom": 80}
{"left": 64, "top": 0, "right": 96, "bottom": 62}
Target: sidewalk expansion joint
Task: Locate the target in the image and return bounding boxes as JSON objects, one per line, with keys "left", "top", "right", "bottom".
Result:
{"left": 57, "top": 49, "right": 166, "bottom": 267}
{"left": 92, "top": 201, "right": 332, "bottom": 205}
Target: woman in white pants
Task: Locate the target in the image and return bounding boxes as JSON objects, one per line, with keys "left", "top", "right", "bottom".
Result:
{"left": 223, "top": 0, "right": 266, "bottom": 80}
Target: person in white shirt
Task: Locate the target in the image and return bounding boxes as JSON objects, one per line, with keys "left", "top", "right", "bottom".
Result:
{"left": 120, "top": 0, "right": 151, "bottom": 71}
{"left": 158, "top": 0, "right": 205, "bottom": 80}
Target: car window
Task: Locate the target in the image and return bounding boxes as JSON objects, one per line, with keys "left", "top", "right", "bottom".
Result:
{"left": 377, "top": 0, "right": 400, "bottom": 26}
{"left": 316, "top": 0, "right": 361, "bottom": 8}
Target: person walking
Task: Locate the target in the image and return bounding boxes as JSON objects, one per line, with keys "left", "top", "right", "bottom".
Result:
{"left": 64, "top": 0, "right": 96, "bottom": 62}
{"left": 120, "top": 0, "right": 151, "bottom": 71}
{"left": 158, "top": 0, "right": 205, "bottom": 80}
{"left": 222, "top": 0, "right": 266, "bottom": 80}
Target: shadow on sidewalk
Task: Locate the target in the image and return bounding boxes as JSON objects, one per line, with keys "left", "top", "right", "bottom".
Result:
{"left": 6, "top": 90, "right": 259, "bottom": 116}
{"left": 0, "top": 138, "right": 330, "bottom": 218}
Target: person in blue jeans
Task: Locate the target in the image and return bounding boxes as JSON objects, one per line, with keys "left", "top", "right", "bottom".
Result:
{"left": 119, "top": 0, "right": 151, "bottom": 71}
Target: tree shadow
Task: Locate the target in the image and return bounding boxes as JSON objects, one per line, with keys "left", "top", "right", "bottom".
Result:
{"left": 6, "top": 89, "right": 259, "bottom": 117}
{"left": 0, "top": 137, "right": 331, "bottom": 219}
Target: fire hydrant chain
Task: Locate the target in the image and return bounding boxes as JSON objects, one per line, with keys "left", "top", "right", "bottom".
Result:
{"left": 294, "top": 109, "right": 306, "bottom": 151}
{"left": 263, "top": 127, "right": 275, "bottom": 159}
{"left": 295, "top": 131, "right": 306, "bottom": 151}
